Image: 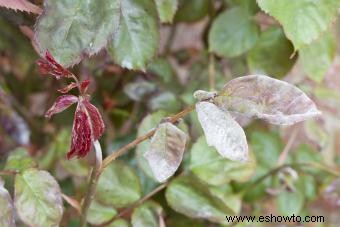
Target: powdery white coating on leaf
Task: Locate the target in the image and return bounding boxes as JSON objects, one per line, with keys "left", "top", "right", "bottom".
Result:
{"left": 193, "top": 90, "right": 217, "bottom": 101}
{"left": 214, "top": 75, "right": 321, "bottom": 125}
{"left": 45, "top": 95, "right": 78, "bottom": 118}
{"left": 0, "top": 0, "right": 42, "bottom": 14}
{"left": 196, "top": 102, "right": 249, "bottom": 162}
{"left": 0, "top": 183, "right": 15, "bottom": 227}
{"left": 14, "top": 169, "right": 63, "bottom": 227}
{"left": 144, "top": 122, "right": 187, "bottom": 182}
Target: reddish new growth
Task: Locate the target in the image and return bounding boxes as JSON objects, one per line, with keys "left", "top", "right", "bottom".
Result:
{"left": 38, "top": 51, "right": 105, "bottom": 159}
{"left": 37, "top": 51, "right": 72, "bottom": 79}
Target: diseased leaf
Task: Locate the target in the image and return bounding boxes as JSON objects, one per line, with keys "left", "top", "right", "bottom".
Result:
{"left": 190, "top": 136, "right": 256, "bottom": 186}
{"left": 144, "top": 122, "right": 187, "bottom": 182}
{"left": 131, "top": 201, "right": 163, "bottom": 227}
{"left": 0, "top": 181, "right": 15, "bottom": 227}
{"left": 214, "top": 75, "right": 321, "bottom": 125}
{"left": 247, "top": 26, "right": 296, "bottom": 78}
{"left": 107, "top": 0, "right": 159, "bottom": 70}
{"left": 196, "top": 101, "right": 249, "bottom": 162}
{"left": 14, "top": 169, "right": 63, "bottom": 227}
{"left": 165, "top": 175, "right": 237, "bottom": 224}
{"left": 45, "top": 95, "right": 78, "bottom": 118}
{"left": 88, "top": 200, "right": 117, "bottom": 225}
{"left": 96, "top": 161, "right": 141, "bottom": 208}
{"left": 257, "top": 0, "right": 340, "bottom": 50}
{"left": 5, "top": 147, "right": 37, "bottom": 172}
{"left": 35, "top": 0, "right": 120, "bottom": 66}
{"left": 174, "top": 0, "right": 211, "bottom": 22}
{"left": 209, "top": 7, "right": 259, "bottom": 57}
{"left": 155, "top": 0, "right": 178, "bottom": 23}
{"left": 300, "top": 33, "right": 336, "bottom": 82}
{"left": 0, "top": 0, "right": 42, "bottom": 14}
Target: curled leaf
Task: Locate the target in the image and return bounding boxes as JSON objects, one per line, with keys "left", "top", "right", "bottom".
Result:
{"left": 193, "top": 90, "right": 217, "bottom": 101}
{"left": 214, "top": 75, "right": 321, "bottom": 125}
{"left": 45, "top": 95, "right": 78, "bottom": 118}
{"left": 0, "top": 0, "right": 42, "bottom": 14}
{"left": 82, "top": 97, "right": 105, "bottom": 140}
{"left": 80, "top": 80, "right": 90, "bottom": 93}
{"left": 196, "top": 102, "right": 248, "bottom": 162}
{"left": 144, "top": 122, "right": 187, "bottom": 182}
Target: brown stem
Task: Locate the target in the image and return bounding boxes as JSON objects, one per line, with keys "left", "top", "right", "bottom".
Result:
{"left": 0, "top": 170, "right": 18, "bottom": 176}
{"left": 100, "top": 105, "right": 195, "bottom": 171}
{"left": 80, "top": 140, "right": 102, "bottom": 227}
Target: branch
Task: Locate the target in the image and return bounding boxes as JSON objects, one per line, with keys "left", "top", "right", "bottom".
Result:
{"left": 80, "top": 140, "right": 102, "bottom": 226}
{"left": 100, "top": 105, "right": 195, "bottom": 171}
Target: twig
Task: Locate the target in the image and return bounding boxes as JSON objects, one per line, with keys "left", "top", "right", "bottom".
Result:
{"left": 277, "top": 125, "right": 300, "bottom": 165}
{"left": 0, "top": 170, "right": 18, "bottom": 176}
{"left": 101, "top": 105, "right": 195, "bottom": 170}
{"left": 102, "top": 182, "right": 168, "bottom": 226}
{"left": 80, "top": 140, "right": 102, "bottom": 227}
{"left": 208, "top": 53, "right": 215, "bottom": 91}
{"left": 164, "top": 25, "right": 177, "bottom": 55}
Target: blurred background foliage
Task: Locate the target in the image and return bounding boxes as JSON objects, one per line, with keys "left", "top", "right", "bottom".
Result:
{"left": 0, "top": 0, "right": 340, "bottom": 226}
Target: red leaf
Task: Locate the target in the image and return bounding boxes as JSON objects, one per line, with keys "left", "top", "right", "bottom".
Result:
{"left": 67, "top": 107, "right": 92, "bottom": 159}
{"left": 57, "top": 83, "right": 77, "bottom": 94}
{"left": 83, "top": 97, "right": 105, "bottom": 140}
{"left": 80, "top": 80, "right": 90, "bottom": 93}
{"left": 37, "top": 51, "right": 72, "bottom": 79}
{"left": 0, "top": 0, "right": 42, "bottom": 14}
{"left": 45, "top": 95, "right": 78, "bottom": 118}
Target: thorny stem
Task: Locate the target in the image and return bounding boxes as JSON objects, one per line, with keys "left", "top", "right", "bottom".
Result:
{"left": 80, "top": 140, "right": 102, "bottom": 227}
{"left": 100, "top": 105, "right": 195, "bottom": 171}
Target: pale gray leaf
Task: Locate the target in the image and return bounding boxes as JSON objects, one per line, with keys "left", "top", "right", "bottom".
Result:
{"left": 144, "top": 122, "right": 187, "bottom": 182}
{"left": 196, "top": 102, "right": 248, "bottom": 162}
{"left": 14, "top": 169, "right": 63, "bottom": 227}
{"left": 214, "top": 75, "right": 321, "bottom": 125}
{"left": 0, "top": 181, "right": 15, "bottom": 227}
{"left": 193, "top": 90, "right": 217, "bottom": 101}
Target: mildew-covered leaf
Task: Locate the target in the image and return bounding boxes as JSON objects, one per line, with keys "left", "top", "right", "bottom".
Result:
{"left": 107, "top": 0, "right": 159, "bottom": 70}
{"left": 35, "top": 0, "right": 120, "bottom": 66}
{"left": 196, "top": 101, "right": 248, "bottom": 162}
{"left": 0, "top": 181, "right": 15, "bottom": 227}
{"left": 14, "top": 169, "right": 63, "bottom": 227}
{"left": 257, "top": 0, "right": 340, "bottom": 50}
{"left": 214, "top": 75, "right": 321, "bottom": 125}
{"left": 144, "top": 122, "right": 187, "bottom": 182}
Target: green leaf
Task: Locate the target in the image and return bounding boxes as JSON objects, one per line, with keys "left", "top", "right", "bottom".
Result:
{"left": 257, "top": 0, "right": 340, "bottom": 50}
{"left": 35, "top": 0, "right": 120, "bottom": 66}
{"left": 5, "top": 147, "right": 37, "bottom": 172}
{"left": 148, "top": 57, "right": 178, "bottom": 87}
{"left": 227, "top": 0, "right": 259, "bottom": 15}
{"left": 155, "top": 0, "right": 178, "bottom": 23}
{"left": 0, "top": 182, "right": 15, "bottom": 227}
{"left": 247, "top": 27, "right": 296, "bottom": 78}
{"left": 107, "top": 0, "right": 159, "bottom": 70}
{"left": 190, "top": 136, "right": 256, "bottom": 186}
{"left": 88, "top": 200, "right": 117, "bottom": 225}
{"left": 296, "top": 174, "right": 317, "bottom": 201}
{"left": 124, "top": 80, "right": 157, "bottom": 101}
{"left": 96, "top": 161, "right": 141, "bottom": 208}
{"left": 145, "top": 122, "right": 187, "bottom": 182}
{"left": 14, "top": 169, "right": 63, "bottom": 227}
{"left": 292, "top": 144, "right": 323, "bottom": 175}
{"left": 209, "top": 7, "right": 259, "bottom": 57}
{"left": 276, "top": 190, "right": 304, "bottom": 216}
{"left": 165, "top": 175, "right": 236, "bottom": 224}
{"left": 148, "top": 91, "right": 181, "bottom": 113}
{"left": 131, "top": 201, "right": 163, "bottom": 227}
{"left": 300, "top": 33, "right": 336, "bottom": 82}
{"left": 250, "top": 131, "right": 283, "bottom": 169}
{"left": 208, "top": 185, "right": 242, "bottom": 215}
{"left": 107, "top": 218, "right": 130, "bottom": 227}
{"left": 175, "top": 0, "right": 211, "bottom": 22}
